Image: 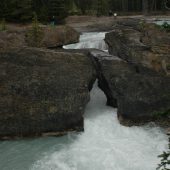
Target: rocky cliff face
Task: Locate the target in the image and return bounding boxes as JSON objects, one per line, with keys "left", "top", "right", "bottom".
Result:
{"left": 104, "top": 20, "right": 170, "bottom": 126}
{"left": 0, "top": 48, "right": 96, "bottom": 139}
{"left": 105, "top": 20, "right": 170, "bottom": 75}
{"left": 0, "top": 20, "right": 169, "bottom": 139}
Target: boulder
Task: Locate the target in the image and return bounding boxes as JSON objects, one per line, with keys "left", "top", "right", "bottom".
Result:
{"left": 41, "top": 26, "right": 80, "bottom": 48}
{"left": 104, "top": 21, "right": 170, "bottom": 126}
{"left": 0, "top": 25, "right": 80, "bottom": 52}
{"left": 105, "top": 21, "right": 170, "bottom": 75}
{"left": 89, "top": 49, "right": 170, "bottom": 127}
{"left": 0, "top": 48, "right": 96, "bottom": 139}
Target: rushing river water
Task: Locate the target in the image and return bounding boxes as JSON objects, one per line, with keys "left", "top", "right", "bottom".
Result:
{"left": 63, "top": 32, "right": 108, "bottom": 51}
{"left": 0, "top": 32, "right": 169, "bottom": 170}
{"left": 154, "top": 19, "right": 170, "bottom": 25}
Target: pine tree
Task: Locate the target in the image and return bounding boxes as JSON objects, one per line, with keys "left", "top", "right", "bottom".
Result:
{"left": 0, "top": 18, "right": 7, "bottom": 31}
{"left": 48, "top": 0, "right": 67, "bottom": 24}
{"left": 25, "top": 13, "right": 44, "bottom": 47}
{"left": 97, "top": 0, "right": 106, "bottom": 16}
{"left": 157, "top": 137, "right": 170, "bottom": 170}
{"left": 142, "top": 0, "right": 149, "bottom": 15}
{"left": 10, "top": 0, "right": 33, "bottom": 22}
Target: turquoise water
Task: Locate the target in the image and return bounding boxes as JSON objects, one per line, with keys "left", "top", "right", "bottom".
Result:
{"left": 0, "top": 82, "right": 168, "bottom": 170}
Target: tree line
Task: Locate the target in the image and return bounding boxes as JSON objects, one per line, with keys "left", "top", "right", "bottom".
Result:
{"left": 0, "top": 0, "right": 169, "bottom": 23}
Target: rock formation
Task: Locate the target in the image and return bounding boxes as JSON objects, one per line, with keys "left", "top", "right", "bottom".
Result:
{"left": 104, "top": 20, "right": 170, "bottom": 126}
{"left": 0, "top": 48, "right": 96, "bottom": 139}
{"left": 0, "top": 25, "right": 80, "bottom": 52}
{"left": 0, "top": 20, "right": 169, "bottom": 139}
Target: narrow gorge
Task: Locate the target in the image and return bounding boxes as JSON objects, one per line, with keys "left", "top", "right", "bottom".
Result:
{"left": 0, "top": 20, "right": 169, "bottom": 169}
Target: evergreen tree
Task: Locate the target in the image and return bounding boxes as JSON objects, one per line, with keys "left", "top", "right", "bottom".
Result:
{"left": 142, "top": 0, "right": 149, "bottom": 15}
{"left": 25, "top": 13, "right": 44, "bottom": 47}
{"left": 32, "top": 0, "right": 49, "bottom": 23}
{"left": 10, "top": 0, "right": 33, "bottom": 22}
{"left": 48, "top": 0, "right": 67, "bottom": 24}
{"left": 0, "top": 18, "right": 7, "bottom": 31}
{"left": 157, "top": 137, "right": 170, "bottom": 170}
{"left": 97, "top": 0, "right": 107, "bottom": 16}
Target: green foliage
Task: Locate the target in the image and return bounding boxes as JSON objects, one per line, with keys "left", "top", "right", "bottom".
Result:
{"left": 167, "top": 64, "right": 170, "bottom": 70}
{"left": 153, "top": 109, "right": 170, "bottom": 118}
{"left": 157, "top": 138, "right": 170, "bottom": 170}
{"left": 66, "top": 0, "right": 81, "bottom": 15}
{"left": 25, "top": 13, "right": 44, "bottom": 47}
{"left": 38, "top": 6, "right": 48, "bottom": 23}
{"left": 97, "top": 0, "right": 109, "bottom": 16}
{"left": 138, "top": 20, "right": 146, "bottom": 31}
{"left": 48, "top": 0, "right": 67, "bottom": 24}
{"left": 161, "top": 22, "right": 170, "bottom": 32}
{"left": 8, "top": 0, "right": 33, "bottom": 22}
{"left": 0, "top": 18, "right": 7, "bottom": 31}
{"left": 0, "top": 0, "right": 168, "bottom": 23}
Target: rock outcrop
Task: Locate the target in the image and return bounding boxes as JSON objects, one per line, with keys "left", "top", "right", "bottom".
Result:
{"left": 103, "top": 20, "right": 170, "bottom": 126}
{"left": 0, "top": 48, "right": 96, "bottom": 139}
{"left": 0, "top": 20, "right": 169, "bottom": 139}
{"left": 105, "top": 20, "right": 170, "bottom": 75}
{"left": 0, "top": 25, "right": 80, "bottom": 52}
{"left": 41, "top": 26, "right": 80, "bottom": 48}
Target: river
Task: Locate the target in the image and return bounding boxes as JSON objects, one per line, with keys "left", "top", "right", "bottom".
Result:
{"left": 0, "top": 32, "right": 168, "bottom": 170}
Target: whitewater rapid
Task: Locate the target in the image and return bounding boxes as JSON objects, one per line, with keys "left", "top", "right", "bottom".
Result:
{"left": 30, "top": 82, "right": 168, "bottom": 170}
{"left": 63, "top": 32, "right": 108, "bottom": 51}
{"left": 0, "top": 32, "right": 168, "bottom": 170}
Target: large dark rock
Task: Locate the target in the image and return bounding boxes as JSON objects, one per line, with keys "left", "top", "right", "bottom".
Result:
{"left": 0, "top": 25, "right": 80, "bottom": 52}
{"left": 104, "top": 21, "right": 170, "bottom": 126}
{"left": 89, "top": 49, "right": 170, "bottom": 127}
{"left": 105, "top": 21, "right": 170, "bottom": 75}
{"left": 0, "top": 48, "right": 96, "bottom": 139}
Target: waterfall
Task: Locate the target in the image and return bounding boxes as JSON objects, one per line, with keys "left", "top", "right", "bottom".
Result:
{"left": 63, "top": 32, "right": 108, "bottom": 52}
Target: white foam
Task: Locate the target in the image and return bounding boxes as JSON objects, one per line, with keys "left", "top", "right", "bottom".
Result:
{"left": 63, "top": 32, "right": 108, "bottom": 51}
{"left": 31, "top": 82, "right": 168, "bottom": 170}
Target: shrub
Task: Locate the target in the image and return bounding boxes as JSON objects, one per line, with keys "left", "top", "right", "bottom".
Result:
{"left": 157, "top": 137, "right": 170, "bottom": 170}
{"left": 25, "top": 13, "right": 44, "bottom": 47}
{"left": 0, "top": 18, "right": 6, "bottom": 31}
{"left": 161, "top": 22, "right": 170, "bottom": 32}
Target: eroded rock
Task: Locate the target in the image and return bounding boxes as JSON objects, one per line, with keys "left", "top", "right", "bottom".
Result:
{"left": 0, "top": 48, "right": 96, "bottom": 139}
{"left": 105, "top": 21, "right": 170, "bottom": 75}
{"left": 104, "top": 21, "right": 170, "bottom": 126}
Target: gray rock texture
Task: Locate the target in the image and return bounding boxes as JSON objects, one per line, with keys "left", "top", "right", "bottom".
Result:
{"left": 104, "top": 21, "right": 170, "bottom": 126}
{"left": 105, "top": 21, "right": 170, "bottom": 75}
{"left": 0, "top": 48, "right": 96, "bottom": 139}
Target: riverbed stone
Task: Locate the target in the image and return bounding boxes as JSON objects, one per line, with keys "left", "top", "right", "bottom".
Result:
{"left": 0, "top": 47, "right": 96, "bottom": 139}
